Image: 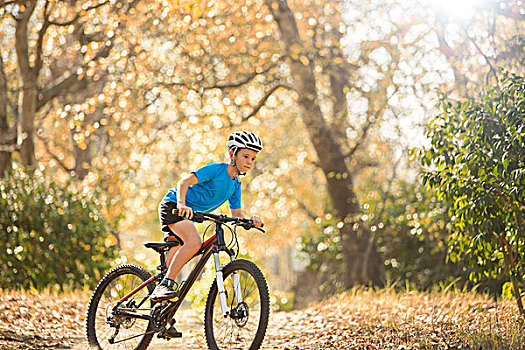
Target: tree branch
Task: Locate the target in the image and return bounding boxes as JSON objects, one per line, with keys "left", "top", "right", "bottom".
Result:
{"left": 241, "top": 83, "right": 293, "bottom": 122}
{"left": 14, "top": 0, "right": 37, "bottom": 78}
{"left": 0, "top": 0, "right": 24, "bottom": 8}
{"left": 344, "top": 83, "right": 399, "bottom": 160}
{"left": 36, "top": 72, "right": 84, "bottom": 111}
{"left": 34, "top": 0, "right": 51, "bottom": 77}
{"left": 163, "top": 63, "right": 279, "bottom": 92}
{"left": 37, "top": 0, "right": 140, "bottom": 111}
{"left": 36, "top": 133, "right": 74, "bottom": 172}
{"left": 474, "top": 2, "right": 525, "bottom": 21}
{"left": 461, "top": 25, "right": 499, "bottom": 84}
{"left": 215, "top": 66, "right": 275, "bottom": 89}
{"left": 46, "top": 0, "right": 110, "bottom": 26}
{"left": 296, "top": 200, "right": 318, "bottom": 222}
{"left": 36, "top": 40, "right": 113, "bottom": 111}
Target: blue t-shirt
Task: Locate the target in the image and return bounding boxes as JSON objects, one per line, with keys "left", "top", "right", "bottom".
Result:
{"left": 163, "top": 163, "right": 241, "bottom": 213}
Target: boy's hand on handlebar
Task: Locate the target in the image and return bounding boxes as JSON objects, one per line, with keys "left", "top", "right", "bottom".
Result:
{"left": 178, "top": 205, "right": 194, "bottom": 219}
{"left": 250, "top": 216, "right": 263, "bottom": 228}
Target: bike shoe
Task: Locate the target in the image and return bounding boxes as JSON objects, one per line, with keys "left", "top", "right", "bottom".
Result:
{"left": 150, "top": 280, "right": 179, "bottom": 301}
{"left": 166, "top": 325, "right": 182, "bottom": 338}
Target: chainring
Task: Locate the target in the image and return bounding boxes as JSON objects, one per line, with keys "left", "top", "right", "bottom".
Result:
{"left": 150, "top": 302, "right": 170, "bottom": 332}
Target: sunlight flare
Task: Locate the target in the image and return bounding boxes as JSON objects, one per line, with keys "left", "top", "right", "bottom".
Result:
{"left": 427, "top": 0, "right": 483, "bottom": 21}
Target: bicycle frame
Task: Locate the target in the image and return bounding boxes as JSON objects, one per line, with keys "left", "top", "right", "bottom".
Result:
{"left": 111, "top": 221, "right": 238, "bottom": 326}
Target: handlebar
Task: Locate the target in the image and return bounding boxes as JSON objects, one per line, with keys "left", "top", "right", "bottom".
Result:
{"left": 172, "top": 209, "right": 265, "bottom": 232}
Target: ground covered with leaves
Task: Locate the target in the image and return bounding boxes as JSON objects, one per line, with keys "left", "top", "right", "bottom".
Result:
{"left": 265, "top": 289, "right": 523, "bottom": 350}
{"left": 0, "top": 288, "right": 522, "bottom": 349}
{"left": 0, "top": 290, "right": 85, "bottom": 349}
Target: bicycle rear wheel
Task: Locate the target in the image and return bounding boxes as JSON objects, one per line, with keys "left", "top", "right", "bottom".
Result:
{"left": 86, "top": 264, "right": 156, "bottom": 350}
{"left": 204, "top": 259, "right": 270, "bottom": 350}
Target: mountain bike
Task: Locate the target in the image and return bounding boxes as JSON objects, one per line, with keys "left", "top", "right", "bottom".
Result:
{"left": 86, "top": 210, "right": 270, "bottom": 350}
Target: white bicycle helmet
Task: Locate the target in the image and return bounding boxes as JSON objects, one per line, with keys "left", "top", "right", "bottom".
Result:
{"left": 226, "top": 131, "right": 263, "bottom": 154}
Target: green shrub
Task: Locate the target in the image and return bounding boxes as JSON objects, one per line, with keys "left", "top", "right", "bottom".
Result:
{"left": 419, "top": 71, "right": 525, "bottom": 317}
{"left": 0, "top": 167, "right": 118, "bottom": 290}
{"left": 296, "top": 180, "right": 468, "bottom": 297}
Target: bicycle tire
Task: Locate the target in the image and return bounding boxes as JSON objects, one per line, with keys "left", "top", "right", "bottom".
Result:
{"left": 86, "top": 264, "right": 156, "bottom": 350}
{"left": 204, "top": 259, "right": 270, "bottom": 350}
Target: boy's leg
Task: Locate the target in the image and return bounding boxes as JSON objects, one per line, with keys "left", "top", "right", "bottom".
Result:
{"left": 165, "top": 220, "right": 202, "bottom": 280}
{"left": 151, "top": 220, "right": 201, "bottom": 301}
{"left": 165, "top": 236, "right": 181, "bottom": 268}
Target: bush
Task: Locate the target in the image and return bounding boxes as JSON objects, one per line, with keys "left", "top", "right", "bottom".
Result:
{"left": 0, "top": 168, "right": 118, "bottom": 290}
{"left": 419, "top": 71, "right": 525, "bottom": 317}
{"left": 372, "top": 180, "right": 465, "bottom": 290}
{"left": 296, "top": 180, "right": 468, "bottom": 298}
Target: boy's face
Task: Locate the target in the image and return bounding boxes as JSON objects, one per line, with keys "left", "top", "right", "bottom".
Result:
{"left": 234, "top": 148, "right": 258, "bottom": 173}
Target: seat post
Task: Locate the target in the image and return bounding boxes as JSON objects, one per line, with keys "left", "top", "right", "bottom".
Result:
{"left": 144, "top": 241, "right": 179, "bottom": 271}
{"left": 159, "top": 251, "right": 167, "bottom": 271}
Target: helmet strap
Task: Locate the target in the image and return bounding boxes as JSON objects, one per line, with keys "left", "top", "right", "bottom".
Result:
{"left": 230, "top": 148, "right": 246, "bottom": 177}
{"left": 234, "top": 163, "right": 246, "bottom": 177}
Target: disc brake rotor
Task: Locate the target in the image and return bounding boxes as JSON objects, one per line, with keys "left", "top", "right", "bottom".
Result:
{"left": 232, "top": 302, "right": 249, "bottom": 327}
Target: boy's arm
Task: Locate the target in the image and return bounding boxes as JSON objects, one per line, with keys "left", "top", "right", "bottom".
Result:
{"left": 231, "top": 208, "right": 263, "bottom": 227}
{"left": 177, "top": 173, "right": 198, "bottom": 218}
{"left": 230, "top": 208, "right": 245, "bottom": 219}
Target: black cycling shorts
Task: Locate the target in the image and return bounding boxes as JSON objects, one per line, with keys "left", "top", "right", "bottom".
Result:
{"left": 158, "top": 200, "right": 185, "bottom": 244}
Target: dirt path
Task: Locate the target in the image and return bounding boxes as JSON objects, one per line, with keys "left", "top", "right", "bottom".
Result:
{"left": 2, "top": 289, "right": 522, "bottom": 349}
{"left": 71, "top": 308, "right": 293, "bottom": 350}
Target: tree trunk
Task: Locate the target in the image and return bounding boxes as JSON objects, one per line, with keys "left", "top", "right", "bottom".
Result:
{"left": 0, "top": 146, "right": 12, "bottom": 177}
{"left": 18, "top": 81, "right": 37, "bottom": 168}
{"left": 0, "top": 55, "right": 12, "bottom": 176}
{"left": 71, "top": 129, "right": 92, "bottom": 181}
{"left": 266, "top": 0, "right": 384, "bottom": 287}
{"left": 499, "top": 234, "right": 525, "bottom": 318}
{"left": 15, "top": 1, "right": 38, "bottom": 169}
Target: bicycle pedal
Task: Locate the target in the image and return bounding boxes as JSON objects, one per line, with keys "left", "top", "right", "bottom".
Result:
{"left": 158, "top": 326, "right": 183, "bottom": 339}
{"left": 167, "top": 326, "right": 183, "bottom": 338}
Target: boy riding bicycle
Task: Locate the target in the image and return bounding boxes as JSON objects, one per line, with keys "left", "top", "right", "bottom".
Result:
{"left": 150, "top": 131, "right": 264, "bottom": 302}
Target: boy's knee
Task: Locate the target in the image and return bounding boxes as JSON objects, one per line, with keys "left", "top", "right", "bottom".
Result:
{"left": 188, "top": 236, "right": 201, "bottom": 251}
{"left": 180, "top": 232, "right": 200, "bottom": 251}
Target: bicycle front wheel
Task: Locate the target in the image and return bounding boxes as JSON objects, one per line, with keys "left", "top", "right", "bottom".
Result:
{"left": 204, "top": 259, "right": 270, "bottom": 350}
{"left": 86, "top": 264, "right": 156, "bottom": 350}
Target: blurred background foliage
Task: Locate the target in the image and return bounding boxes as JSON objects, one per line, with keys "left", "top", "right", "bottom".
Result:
{"left": 0, "top": 167, "right": 117, "bottom": 290}
{"left": 297, "top": 179, "right": 459, "bottom": 294}
{"left": 0, "top": 0, "right": 523, "bottom": 308}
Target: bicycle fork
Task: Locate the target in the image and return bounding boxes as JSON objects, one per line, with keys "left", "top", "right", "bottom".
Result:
{"left": 213, "top": 251, "right": 242, "bottom": 317}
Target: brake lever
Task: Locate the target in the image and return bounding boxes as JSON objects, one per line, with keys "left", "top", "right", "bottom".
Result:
{"left": 240, "top": 222, "right": 253, "bottom": 230}
{"left": 242, "top": 224, "right": 266, "bottom": 233}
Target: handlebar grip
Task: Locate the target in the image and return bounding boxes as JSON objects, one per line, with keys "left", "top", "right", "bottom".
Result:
{"left": 172, "top": 208, "right": 204, "bottom": 222}
{"left": 241, "top": 221, "right": 264, "bottom": 230}
{"left": 242, "top": 218, "right": 264, "bottom": 228}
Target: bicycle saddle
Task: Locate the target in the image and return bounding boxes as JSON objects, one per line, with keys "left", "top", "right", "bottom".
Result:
{"left": 144, "top": 241, "right": 180, "bottom": 253}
